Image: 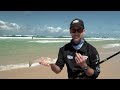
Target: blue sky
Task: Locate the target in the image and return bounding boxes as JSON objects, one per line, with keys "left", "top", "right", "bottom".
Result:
{"left": 0, "top": 11, "right": 120, "bottom": 37}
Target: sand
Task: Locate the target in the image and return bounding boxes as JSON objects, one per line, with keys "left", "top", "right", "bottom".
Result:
{"left": 0, "top": 48, "right": 120, "bottom": 79}
{"left": 0, "top": 58, "right": 120, "bottom": 79}
{"left": 0, "top": 65, "right": 68, "bottom": 79}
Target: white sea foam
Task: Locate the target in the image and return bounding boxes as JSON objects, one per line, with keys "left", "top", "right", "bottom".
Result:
{"left": 33, "top": 37, "right": 71, "bottom": 40}
{"left": 0, "top": 37, "right": 32, "bottom": 39}
{"left": 103, "top": 44, "right": 120, "bottom": 48}
{"left": 85, "top": 38, "right": 120, "bottom": 41}
{"left": 0, "top": 63, "right": 41, "bottom": 71}
{"left": 0, "top": 37, "right": 120, "bottom": 41}
{"left": 28, "top": 40, "right": 69, "bottom": 43}
{"left": 28, "top": 38, "right": 120, "bottom": 43}
{"left": 0, "top": 63, "right": 29, "bottom": 71}
{"left": 0, "top": 58, "right": 57, "bottom": 71}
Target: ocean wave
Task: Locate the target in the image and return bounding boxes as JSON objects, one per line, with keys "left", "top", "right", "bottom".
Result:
{"left": 0, "top": 37, "right": 32, "bottom": 39}
{"left": 0, "top": 63, "right": 29, "bottom": 71}
{"left": 28, "top": 38, "right": 120, "bottom": 43}
{"left": 0, "top": 58, "right": 57, "bottom": 71}
{"left": 28, "top": 40, "right": 69, "bottom": 43}
{"left": 0, "top": 62, "right": 41, "bottom": 71}
{"left": 85, "top": 38, "right": 120, "bottom": 41}
{"left": 103, "top": 44, "right": 120, "bottom": 48}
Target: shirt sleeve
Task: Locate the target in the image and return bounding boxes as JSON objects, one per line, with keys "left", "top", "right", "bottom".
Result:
{"left": 88, "top": 47, "right": 101, "bottom": 79}
{"left": 55, "top": 47, "right": 65, "bottom": 70}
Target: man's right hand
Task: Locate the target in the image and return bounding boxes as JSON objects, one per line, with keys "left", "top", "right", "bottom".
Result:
{"left": 39, "top": 57, "right": 56, "bottom": 66}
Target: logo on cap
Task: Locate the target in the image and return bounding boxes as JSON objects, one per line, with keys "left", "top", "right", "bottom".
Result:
{"left": 72, "top": 20, "right": 79, "bottom": 24}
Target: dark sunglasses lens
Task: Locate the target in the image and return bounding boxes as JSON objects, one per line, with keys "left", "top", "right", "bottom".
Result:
{"left": 71, "top": 28, "right": 83, "bottom": 33}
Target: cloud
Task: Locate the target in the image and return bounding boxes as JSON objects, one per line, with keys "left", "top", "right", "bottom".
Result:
{"left": 45, "top": 26, "right": 68, "bottom": 33}
{"left": 46, "top": 26, "right": 62, "bottom": 33}
{"left": 0, "top": 20, "right": 20, "bottom": 30}
{"left": 62, "top": 29, "right": 69, "bottom": 33}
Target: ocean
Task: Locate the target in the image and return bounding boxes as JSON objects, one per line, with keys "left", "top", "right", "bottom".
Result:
{"left": 0, "top": 37, "right": 120, "bottom": 71}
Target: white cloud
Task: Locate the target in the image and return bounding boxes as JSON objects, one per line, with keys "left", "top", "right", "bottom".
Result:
{"left": 62, "top": 29, "right": 69, "bottom": 33}
{"left": 46, "top": 26, "right": 62, "bottom": 33}
{"left": 0, "top": 20, "right": 20, "bottom": 30}
{"left": 35, "top": 25, "right": 69, "bottom": 36}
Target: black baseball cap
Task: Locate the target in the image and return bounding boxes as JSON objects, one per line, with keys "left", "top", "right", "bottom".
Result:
{"left": 70, "top": 18, "right": 84, "bottom": 29}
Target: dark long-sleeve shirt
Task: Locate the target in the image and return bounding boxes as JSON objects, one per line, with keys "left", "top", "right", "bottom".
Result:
{"left": 55, "top": 39, "right": 100, "bottom": 79}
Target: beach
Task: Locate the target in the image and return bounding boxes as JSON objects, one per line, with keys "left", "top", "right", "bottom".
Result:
{"left": 0, "top": 49, "right": 120, "bottom": 79}
{"left": 0, "top": 37, "right": 120, "bottom": 79}
{"left": 0, "top": 53, "right": 120, "bottom": 79}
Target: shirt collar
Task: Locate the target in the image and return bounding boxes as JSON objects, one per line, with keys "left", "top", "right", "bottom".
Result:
{"left": 72, "top": 38, "right": 85, "bottom": 50}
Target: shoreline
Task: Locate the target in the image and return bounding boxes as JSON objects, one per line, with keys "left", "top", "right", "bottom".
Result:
{"left": 0, "top": 54, "right": 120, "bottom": 79}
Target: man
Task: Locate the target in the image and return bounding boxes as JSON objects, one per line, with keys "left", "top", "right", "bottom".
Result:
{"left": 39, "top": 18, "right": 100, "bottom": 79}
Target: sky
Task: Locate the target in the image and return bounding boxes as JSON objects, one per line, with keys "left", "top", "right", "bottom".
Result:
{"left": 0, "top": 11, "right": 120, "bottom": 37}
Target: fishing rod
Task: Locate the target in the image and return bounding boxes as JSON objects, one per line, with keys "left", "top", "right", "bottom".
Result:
{"left": 96, "top": 50, "right": 120, "bottom": 66}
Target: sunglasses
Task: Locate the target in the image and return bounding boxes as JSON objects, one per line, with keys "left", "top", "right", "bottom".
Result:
{"left": 70, "top": 28, "right": 83, "bottom": 33}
